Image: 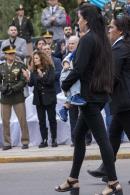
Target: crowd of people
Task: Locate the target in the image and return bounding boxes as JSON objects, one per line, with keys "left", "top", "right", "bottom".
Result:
{"left": 0, "top": 0, "right": 130, "bottom": 194}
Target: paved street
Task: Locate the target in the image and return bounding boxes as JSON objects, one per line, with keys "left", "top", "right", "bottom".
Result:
{"left": 0, "top": 160, "right": 129, "bottom": 195}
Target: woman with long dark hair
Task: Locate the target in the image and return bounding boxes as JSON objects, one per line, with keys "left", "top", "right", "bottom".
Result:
{"left": 87, "top": 15, "right": 130, "bottom": 185}
{"left": 55, "top": 4, "right": 123, "bottom": 195}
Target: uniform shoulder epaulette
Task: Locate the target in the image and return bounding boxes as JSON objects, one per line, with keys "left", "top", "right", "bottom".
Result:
{"left": 43, "top": 7, "right": 48, "bottom": 11}
{"left": 15, "top": 60, "right": 27, "bottom": 68}
{"left": 0, "top": 62, "right": 5, "bottom": 66}
{"left": 13, "top": 16, "right": 17, "bottom": 21}
{"left": 59, "top": 6, "right": 65, "bottom": 10}
{"left": 15, "top": 59, "right": 24, "bottom": 65}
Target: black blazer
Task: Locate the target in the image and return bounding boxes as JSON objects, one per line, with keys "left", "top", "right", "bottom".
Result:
{"left": 110, "top": 39, "right": 130, "bottom": 114}
{"left": 12, "top": 16, "right": 34, "bottom": 43}
{"left": 52, "top": 56, "right": 62, "bottom": 94}
{"left": 62, "top": 31, "right": 109, "bottom": 103}
{"left": 28, "top": 67, "right": 56, "bottom": 106}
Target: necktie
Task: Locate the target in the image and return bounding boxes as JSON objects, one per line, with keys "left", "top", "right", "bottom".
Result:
{"left": 52, "top": 7, "right": 54, "bottom": 15}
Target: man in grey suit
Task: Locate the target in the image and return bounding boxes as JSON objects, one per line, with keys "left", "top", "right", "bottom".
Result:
{"left": 0, "top": 25, "right": 27, "bottom": 62}
{"left": 41, "top": 0, "right": 66, "bottom": 42}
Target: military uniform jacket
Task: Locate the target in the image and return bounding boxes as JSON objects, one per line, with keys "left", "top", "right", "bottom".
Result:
{"left": 12, "top": 16, "right": 34, "bottom": 43}
{"left": 0, "top": 61, "right": 26, "bottom": 104}
{"left": 103, "top": 1, "right": 126, "bottom": 25}
{"left": 0, "top": 37, "right": 27, "bottom": 61}
{"left": 41, "top": 6, "right": 66, "bottom": 41}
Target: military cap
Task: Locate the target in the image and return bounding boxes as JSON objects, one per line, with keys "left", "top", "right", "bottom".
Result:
{"left": 16, "top": 4, "right": 24, "bottom": 11}
{"left": 42, "top": 30, "right": 54, "bottom": 38}
{"left": 2, "top": 45, "right": 16, "bottom": 54}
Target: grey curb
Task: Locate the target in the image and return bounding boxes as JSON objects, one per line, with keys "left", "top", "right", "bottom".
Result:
{"left": 0, "top": 143, "right": 129, "bottom": 163}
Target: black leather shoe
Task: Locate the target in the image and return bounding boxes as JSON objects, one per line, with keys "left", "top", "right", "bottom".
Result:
{"left": 87, "top": 163, "right": 107, "bottom": 178}
{"left": 21, "top": 144, "right": 29, "bottom": 149}
{"left": 86, "top": 139, "right": 92, "bottom": 146}
{"left": 52, "top": 139, "right": 58, "bottom": 147}
{"left": 128, "top": 180, "right": 130, "bottom": 184}
{"left": 70, "top": 143, "right": 74, "bottom": 147}
{"left": 39, "top": 141, "right": 48, "bottom": 148}
{"left": 2, "top": 145, "right": 12, "bottom": 150}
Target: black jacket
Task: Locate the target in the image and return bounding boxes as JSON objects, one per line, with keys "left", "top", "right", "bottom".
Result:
{"left": 110, "top": 39, "right": 130, "bottom": 114}
{"left": 28, "top": 67, "right": 56, "bottom": 106}
{"left": 62, "top": 31, "right": 109, "bottom": 103}
{"left": 12, "top": 16, "right": 34, "bottom": 43}
{"left": 52, "top": 56, "right": 62, "bottom": 94}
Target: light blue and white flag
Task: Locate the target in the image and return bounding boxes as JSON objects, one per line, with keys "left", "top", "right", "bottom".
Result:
{"left": 90, "top": 0, "right": 109, "bottom": 9}
{"left": 90, "top": 0, "right": 127, "bottom": 9}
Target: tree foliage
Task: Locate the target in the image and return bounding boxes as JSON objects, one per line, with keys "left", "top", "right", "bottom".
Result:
{"left": 0, "top": 0, "right": 78, "bottom": 39}
{"left": 0, "top": 0, "right": 21, "bottom": 39}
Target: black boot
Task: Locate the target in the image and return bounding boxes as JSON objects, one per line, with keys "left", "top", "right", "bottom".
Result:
{"left": 52, "top": 138, "right": 58, "bottom": 147}
{"left": 39, "top": 139, "right": 48, "bottom": 148}
{"left": 87, "top": 163, "right": 107, "bottom": 178}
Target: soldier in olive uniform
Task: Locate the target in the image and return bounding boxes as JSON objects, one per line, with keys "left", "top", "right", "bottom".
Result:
{"left": 0, "top": 45, "right": 29, "bottom": 150}
{"left": 42, "top": 30, "right": 57, "bottom": 54}
{"left": 103, "top": 0, "right": 126, "bottom": 25}
{"left": 11, "top": 4, "right": 34, "bottom": 57}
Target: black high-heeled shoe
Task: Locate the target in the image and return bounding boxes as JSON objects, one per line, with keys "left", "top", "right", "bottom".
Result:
{"left": 55, "top": 179, "right": 80, "bottom": 192}
{"left": 95, "top": 181, "right": 123, "bottom": 195}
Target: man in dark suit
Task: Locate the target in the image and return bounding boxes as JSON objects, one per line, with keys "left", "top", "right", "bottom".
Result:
{"left": 0, "top": 45, "right": 29, "bottom": 150}
{"left": 87, "top": 15, "right": 130, "bottom": 184}
{"left": 12, "top": 4, "right": 34, "bottom": 57}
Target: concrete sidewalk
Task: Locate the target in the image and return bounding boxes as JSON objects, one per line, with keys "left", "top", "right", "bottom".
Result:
{"left": 0, "top": 143, "right": 129, "bottom": 163}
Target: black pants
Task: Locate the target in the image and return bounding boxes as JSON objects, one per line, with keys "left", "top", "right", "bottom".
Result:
{"left": 109, "top": 110, "right": 130, "bottom": 160}
{"left": 69, "top": 106, "right": 79, "bottom": 144}
{"left": 36, "top": 103, "right": 57, "bottom": 141}
{"left": 69, "top": 105, "right": 92, "bottom": 144}
{"left": 70, "top": 103, "right": 117, "bottom": 181}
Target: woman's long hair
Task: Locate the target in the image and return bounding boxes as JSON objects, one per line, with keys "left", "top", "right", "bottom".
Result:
{"left": 32, "top": 50, "right": 53, "bottom": 72}
{"left": 79, "top": 4, "right": 113, "bottom": 94}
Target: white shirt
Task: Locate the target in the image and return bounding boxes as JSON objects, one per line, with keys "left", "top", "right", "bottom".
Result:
{"left": 50, "top": 5, "right": 57, "bottom": 15}
{"left": 112, "top": 36, "right": 124, "bottom": 47}
{"left": 111, "top": 1, "right": 116, "bottom": 10}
